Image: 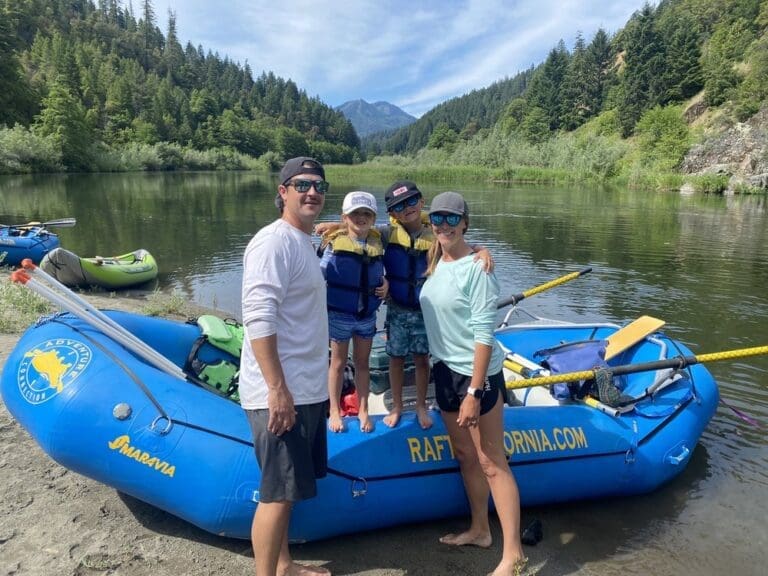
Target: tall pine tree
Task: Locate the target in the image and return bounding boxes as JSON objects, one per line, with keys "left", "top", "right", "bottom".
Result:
{"left": 525, "top": 40, "right": 570, "bottom": 131}
{"left": 34, "top": 81, "right": 93, "bottom": 170}
{"left": 617, "top": 3, "right": 666, "bottom": 136}
{"left": 0, "top": 0, "right": 35, "bottom": 126}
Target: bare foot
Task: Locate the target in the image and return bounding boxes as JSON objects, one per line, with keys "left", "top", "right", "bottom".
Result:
{"left": 359, "top": 413, "right": 374, "bottom": 433}
{"left": 280, "top": 561, "right": 332, "bottom": 576}
{"left": 383, "top": 408, "right": 401, "bottom": 428}
{"left": 328, "top": 413, "right": 345, "bottom": 433}
{"left": 416, "top": 405, "right": 433, "bottom": 429}
{"left": 439, "top": 531, "right": 492, "bottom": 548}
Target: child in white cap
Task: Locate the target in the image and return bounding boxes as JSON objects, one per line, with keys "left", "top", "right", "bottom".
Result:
{"left": 319, "top": 191, "right": 389, "bottom": 432}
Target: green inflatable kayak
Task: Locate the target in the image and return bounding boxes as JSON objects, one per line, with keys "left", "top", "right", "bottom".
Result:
{"left": 40, "top": 247, "right": 158, "bottom": 290}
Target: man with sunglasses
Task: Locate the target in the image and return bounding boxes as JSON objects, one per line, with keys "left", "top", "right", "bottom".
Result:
{"left": 240, "top": 157, "right": 331, "bottom": 576}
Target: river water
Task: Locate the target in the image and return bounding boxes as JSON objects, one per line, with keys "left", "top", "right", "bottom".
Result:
{"left": 1, "top": 172, "right": 767, "bottom": 575}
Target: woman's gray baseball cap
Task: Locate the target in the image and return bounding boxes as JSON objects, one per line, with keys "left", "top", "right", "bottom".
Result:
{"left": 428, "top": 191, "right": 469, "bottom": 216}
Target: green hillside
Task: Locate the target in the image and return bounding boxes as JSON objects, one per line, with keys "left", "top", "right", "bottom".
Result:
{"left": 0, "top": 0, "right": 360, "bottom": 173}
{"left": 365, "top": 0, "right": 768, "bottom": 192}
{"left": 2, "top": 0, "right": 767, "bottom": 189}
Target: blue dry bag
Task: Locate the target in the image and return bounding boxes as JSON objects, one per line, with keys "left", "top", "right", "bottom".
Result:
{"left": 533, "top": 339, "right": 609, "bottom": 401}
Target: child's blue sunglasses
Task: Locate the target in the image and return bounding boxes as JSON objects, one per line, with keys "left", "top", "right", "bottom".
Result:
{"left": 390, "top": 195, "right": 421, "bottom": 212}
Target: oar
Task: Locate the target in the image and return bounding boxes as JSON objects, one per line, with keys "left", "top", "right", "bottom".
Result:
{"left": 14, "top": 261, "right": 187, "bottom": 381}
{"left": 497, "top": 267, "right": 592, "bottom": 310}
{"left": 0, "top": 217, "right": 77, "bottom": 229}
{"left": 505, "top": 345, "right": 768, "bottom": 390}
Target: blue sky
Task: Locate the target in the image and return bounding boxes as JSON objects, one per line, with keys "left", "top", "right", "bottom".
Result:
{"left": 150, "top": 0, "right": 651, "bottom": 117}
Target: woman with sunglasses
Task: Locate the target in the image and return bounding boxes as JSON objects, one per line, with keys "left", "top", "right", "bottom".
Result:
{"left": 419, "top": 191, "right": 527, "bottom": 576}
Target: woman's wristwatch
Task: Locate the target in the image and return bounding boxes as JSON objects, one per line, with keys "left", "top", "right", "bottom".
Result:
{"left": 466, "top": 386, "right": 483, "bottom": 399}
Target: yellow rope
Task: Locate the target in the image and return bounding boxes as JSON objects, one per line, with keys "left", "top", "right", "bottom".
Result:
{"left": 693, "top": 346, "right": 768, "bottom": 363}
{"left": 507, "top": 370, "right": 595, "bottom": 389}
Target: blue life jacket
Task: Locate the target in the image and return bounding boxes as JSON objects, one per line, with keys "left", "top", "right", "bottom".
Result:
{"left": 383, "top": 215, "right": 433, "bottom": 309}
{"left": 324, "top": 229, "right": 385, "bottom": 318}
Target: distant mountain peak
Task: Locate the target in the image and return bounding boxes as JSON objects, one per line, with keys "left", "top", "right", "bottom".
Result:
{"left": 337, "top": 99, "right": 416, "bottom": 137}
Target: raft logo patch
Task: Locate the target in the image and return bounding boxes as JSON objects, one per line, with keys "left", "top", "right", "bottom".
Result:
{"left": 18, "top": 339, "right": 92, "bottom": 404}
{"left": 108, "top": 435, "right": 176, "bottom": 477}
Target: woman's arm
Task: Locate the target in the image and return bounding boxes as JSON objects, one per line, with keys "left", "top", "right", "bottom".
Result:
{"left": 457, "top": 342, "right": 492, "bottom": 428}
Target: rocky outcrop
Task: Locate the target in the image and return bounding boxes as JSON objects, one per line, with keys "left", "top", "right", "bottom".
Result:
{"left": 681, "top": 104, "right": 768, "bottom": 192}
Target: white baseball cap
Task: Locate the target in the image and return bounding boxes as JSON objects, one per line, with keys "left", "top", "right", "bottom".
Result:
{"left": 342, "top": 191, "right": 378, "bottom": 215}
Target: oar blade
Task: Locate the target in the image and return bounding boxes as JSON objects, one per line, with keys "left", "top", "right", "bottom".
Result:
{"left": 42, "top": 218, "right": 77, "bottom": 228}
{"left": 0, "top": 217, "right": 77, "bottom": 229}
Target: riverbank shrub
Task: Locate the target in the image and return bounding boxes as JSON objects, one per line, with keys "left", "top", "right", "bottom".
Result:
{"left": 0, "top": 125, "right": 63, "bottom": 174}
{"left": 0, "top": 127, "right": 265, "bottom": 174}
{"left": 685, "top": 174, "right": 730, "bottom": 194}
{"left": 89, "top": 142, "right": 263, "bottom": 172}
{"left": 634, "top": 105, "right": 690, "bottom": 172}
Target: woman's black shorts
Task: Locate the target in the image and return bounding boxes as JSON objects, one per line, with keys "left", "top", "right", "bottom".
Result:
{"left": 432, "top": 361, "right": 505, "bottom": 414}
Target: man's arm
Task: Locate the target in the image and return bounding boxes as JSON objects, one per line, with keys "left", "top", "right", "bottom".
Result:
{"left": 249, "top": 333, "right": 296, "bottom": 435}
{"left": 314, "top": 221, "right": 343, "bottom": 236}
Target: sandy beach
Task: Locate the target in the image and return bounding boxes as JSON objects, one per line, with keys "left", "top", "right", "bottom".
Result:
{"left": 0, "top": 293, "right": 584, "bottom": 576}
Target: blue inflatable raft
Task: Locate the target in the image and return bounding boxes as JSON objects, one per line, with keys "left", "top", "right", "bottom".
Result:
{"left": 0, "top": 225, "right": 60, "bottom": 266}
{"left": 0, "top": 310, "right": 718, "bottom": 542}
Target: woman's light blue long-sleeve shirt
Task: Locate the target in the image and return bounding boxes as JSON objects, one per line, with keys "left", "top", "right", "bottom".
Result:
{"left": 419, "top": 254, "right": 504, "bottom": 377}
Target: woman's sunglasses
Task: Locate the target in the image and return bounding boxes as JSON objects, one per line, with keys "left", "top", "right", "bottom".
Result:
{"left": 390, "top": 195, "right": 421, "bottom": 212}
{"left": 429, "top": 213, "right": 463, "bottom": 227}
{"left": 285, "top": 179, "right": 329, "bottom": 194}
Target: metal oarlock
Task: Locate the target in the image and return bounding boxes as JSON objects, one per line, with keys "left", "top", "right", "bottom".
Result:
{"left": 12, "top": 262, "right": 186, "bottom": 381}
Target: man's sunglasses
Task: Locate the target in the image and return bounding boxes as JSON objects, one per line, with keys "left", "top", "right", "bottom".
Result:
{"left": 429, "top": 213, "right": 463, "bottom": 227}
{"left": 285, "top": 179, "right": 329, "bottom": 194}
{"left": 390, "top": 195, "right": 421, "bottom": 212}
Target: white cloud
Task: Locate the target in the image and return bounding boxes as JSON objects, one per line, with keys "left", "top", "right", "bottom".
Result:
{"left": 151, "top": 0, "right": 648, "bottom": 116}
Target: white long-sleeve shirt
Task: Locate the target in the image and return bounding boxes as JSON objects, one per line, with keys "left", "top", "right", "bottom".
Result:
{"left": 239, "top": 219, "right": 329, "bottom": 409}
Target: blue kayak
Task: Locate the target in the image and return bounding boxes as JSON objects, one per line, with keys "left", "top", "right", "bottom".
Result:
{"left": 0, "top": 310, "right": 718, "bottom": 542}
{"left": 0, "top": 225, "right": 60, "bottom": 266}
